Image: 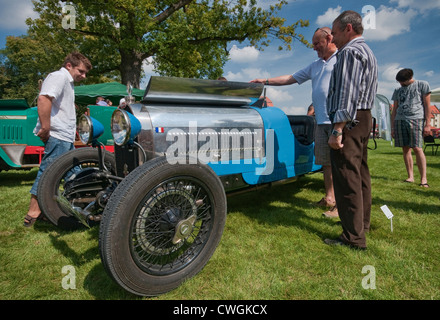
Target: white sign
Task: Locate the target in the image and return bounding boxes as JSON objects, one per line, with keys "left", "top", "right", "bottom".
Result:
{"left": 380, "top": 205, "right": 394, "bottom": 219}
{"left": 380, "top": 205, "right": 394, "bottom": 232}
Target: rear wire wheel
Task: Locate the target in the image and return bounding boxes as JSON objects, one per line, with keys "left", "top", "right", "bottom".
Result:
{"left": 37, "top": 147, "right": 116, "bottom": 229}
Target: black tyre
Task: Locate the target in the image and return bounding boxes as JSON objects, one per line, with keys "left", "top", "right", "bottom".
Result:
{"left": 37, "top": 147, "right": 116, "bottom": 229}
{"left": 99, "top": 156, "right": 227, "bottom": 296}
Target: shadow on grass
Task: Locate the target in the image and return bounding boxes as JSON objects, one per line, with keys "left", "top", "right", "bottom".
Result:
{"left": 373, "top": 194, "right": 439, "bottom": 215}
{"left": 44, "top": 225, "right": 139, "bottom": 299}
{"left": 370, "top": 176, "right": 438, "bottom": 214}
{"left": 0, "top": 169, "right": 37, "bottom": 186}
{"left": 226, "top": 174, "right": 338, "bottom": 239}
{"left": 25, "top": 211, "right": 135, "bottom": 299}
{"left": 427, "top": 161, "right": 440, "bottom": 170}
{"left": 83, "top": 263, "right": 142, "bottom": 299}
{"left": 47, "top": 227, "right": 99, "bottom": 265}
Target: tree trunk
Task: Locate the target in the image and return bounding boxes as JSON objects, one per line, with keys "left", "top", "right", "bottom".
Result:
{"left": 119, "top": 49, "right": 144, "bottom": 89}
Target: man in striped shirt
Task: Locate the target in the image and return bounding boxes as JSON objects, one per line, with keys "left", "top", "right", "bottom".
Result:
{"left": 324, "top": 11, "right": 378, "bottom": 250}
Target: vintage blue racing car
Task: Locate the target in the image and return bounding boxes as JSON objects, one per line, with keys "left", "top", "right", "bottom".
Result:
{"left": 37, "top": 76, "right": 321, "bottom": 296}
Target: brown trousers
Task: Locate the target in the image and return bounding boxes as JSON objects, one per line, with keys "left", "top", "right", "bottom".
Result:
{"left": 330, "top": 110, "right": 372, "bottom": 248}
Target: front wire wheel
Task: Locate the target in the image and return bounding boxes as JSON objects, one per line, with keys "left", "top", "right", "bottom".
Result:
{"left": 99, "top": 156, "right": 227, "bottom": 296}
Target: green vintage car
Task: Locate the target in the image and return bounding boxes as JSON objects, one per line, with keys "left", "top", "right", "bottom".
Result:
{"left": 0, "top": 99, "right": 44, "bottom": 171}
{"left": 0, "top": 98, "right": 116, "bottom": 171}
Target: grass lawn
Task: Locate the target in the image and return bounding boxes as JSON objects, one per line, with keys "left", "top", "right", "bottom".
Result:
{"left": 0, "top": 139, "right": 439, "bottom": 300}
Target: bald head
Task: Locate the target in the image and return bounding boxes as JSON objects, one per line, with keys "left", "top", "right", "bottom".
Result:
{"left": 314, "top": 27, "right": 332, "bottom": 38}
{"left": 312, "top": 27, "right": 337, "bottom": 60}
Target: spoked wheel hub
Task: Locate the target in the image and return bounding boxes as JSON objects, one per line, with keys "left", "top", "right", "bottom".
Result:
{"left": 158, "top": 205, "right": 198, "bottom": 244}
{"left": 173, "top": 214, "right": 197, "bottom": 245}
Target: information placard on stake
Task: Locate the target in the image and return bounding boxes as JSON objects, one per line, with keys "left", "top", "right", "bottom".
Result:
{"left": 380, "top": 205, "right": 394, "bottom": 232}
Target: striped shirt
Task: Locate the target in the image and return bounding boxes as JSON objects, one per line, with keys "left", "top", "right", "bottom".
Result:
{"left": 326, "top": 37, "right": 378, "bottom": 124}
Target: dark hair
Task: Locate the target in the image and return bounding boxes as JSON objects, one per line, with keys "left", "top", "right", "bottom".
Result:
{"left": 396, "top": 68, "right": 413, "bottom": 82}
{"left": 334, "top": 10, "right": 364, "bottom": 35}
{"left": 63, "top": 52, "right": 92, "bottom": 71}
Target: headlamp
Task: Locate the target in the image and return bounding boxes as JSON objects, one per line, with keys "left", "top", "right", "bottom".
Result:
{"left": 111, "top": 109, "right": 141, "bottom": 146}
{"left": 78, "top": 114, "right": 104, "bottom": 145}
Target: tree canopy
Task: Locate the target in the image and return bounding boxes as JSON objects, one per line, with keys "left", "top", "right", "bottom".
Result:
{"left": 0, "top": 0, "right": 310, "bottom": 103}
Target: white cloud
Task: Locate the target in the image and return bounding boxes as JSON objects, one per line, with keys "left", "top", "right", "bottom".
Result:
{"left": 382, "top": 63, "right": 402, "bottom": 82}
{"left": 390, "top": 0, "right": 440, "bottom": 12}
{"left": 264, "top": 86, "right": 308, "bottom": 115}
{"left": 317, "top": 5, "right": 419, "bottom": 42}
{"left": 424, "top": 71, "right": 434, "bottom": 77}
{"left": 142, "top": 57, "right": 158, "bottom": 75}
{"left": 279, "top": 105, "right": 307, "bottom": 116}
{"left": 225, "top": 67, "right": 307, "bottom": 114}
{"left": 225, "top": 67, "right": 269, "bottom": 82}
{"left": 266, "top": 87, "right": 293, "bottom": 103}
{"left": 140, "top": 57, "right": 159, "bottom": 88}
{"left": 0, "top": 0, "right": 38, "bottom": 30}
{"left": 316, "top": 6, "right": 342, "bottom": 26}
{"left": 377, "top": 63, "right": 403, "bottom": 99}
{"left": 363, "top": 6, "right": 417, "bottom": 41}
{"left": 228, "top": 45, "right": 260, "bottom": 63}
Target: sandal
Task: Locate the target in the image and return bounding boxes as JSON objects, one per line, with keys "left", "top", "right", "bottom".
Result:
{"left": 315, "top": 197, "right": 336, "bottom": 208}
{"left": 23, "top": 214, "right": 38, "bottom": 227}
{"left": 419, "top": 183, "right": 430, "bottom": 188}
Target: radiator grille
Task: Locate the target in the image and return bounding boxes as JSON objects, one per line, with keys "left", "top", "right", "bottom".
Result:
{"left": 1, "top": 125, "right": 24, "bottom": 141}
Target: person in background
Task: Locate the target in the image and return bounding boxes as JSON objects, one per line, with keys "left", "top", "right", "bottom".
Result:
{"left": 119, "top": 98, "right": 126, "bottom": 109}
{"left": 307, "top": 104, "right": 315, "bottom": 116}
{"left": 23, "top": 52, "right": 92, "bottom": 227}
{"left": 251, "top": 26, "right": 338, "bottom": 218}
{"left": 391, "top": 68, "right": 431, "bottom": 188}
{"left": 325, "top": 11, "right": 378, "bottom": 250}
{"left": 96, "top": 96, "right": 108, "bottom": 106}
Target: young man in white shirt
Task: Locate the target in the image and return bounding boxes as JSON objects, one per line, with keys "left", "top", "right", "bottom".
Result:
{"left": 24, "top": 52, "right": 92, "bottom": 227}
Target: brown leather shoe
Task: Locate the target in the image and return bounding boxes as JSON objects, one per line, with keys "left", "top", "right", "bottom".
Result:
{"left": 323, "top": 238, "right": 367, "bottom": 250}
{"left": 322, "top": 206, "right": 339, "bottom": 218}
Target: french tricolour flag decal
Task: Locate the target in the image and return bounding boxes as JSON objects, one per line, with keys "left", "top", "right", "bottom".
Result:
{"left": 155, "top": 127, "right": 164, "bottom": 133}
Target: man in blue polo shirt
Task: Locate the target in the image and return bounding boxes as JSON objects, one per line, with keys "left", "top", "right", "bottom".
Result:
{"left": 251, "top": 27, "right": 339, "bottom": 217}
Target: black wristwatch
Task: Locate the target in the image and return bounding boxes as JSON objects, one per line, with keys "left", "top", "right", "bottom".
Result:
{"left": 331, "top": 129, "right": 343, "bottom": 137}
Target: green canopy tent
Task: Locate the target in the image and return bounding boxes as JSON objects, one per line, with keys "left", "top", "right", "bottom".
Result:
{"left": 431, "top": 87, "right": 440, "bottom": 102}
{"left": 0, "top": 98, "right": 30, "bottom": 110}
{"left": 74, "top": 82, "right": 145, "bottom": 106}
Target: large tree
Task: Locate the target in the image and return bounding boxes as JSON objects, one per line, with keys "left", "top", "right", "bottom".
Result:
{"left": 1, "top": 0, "right": 310, "bottom": 101}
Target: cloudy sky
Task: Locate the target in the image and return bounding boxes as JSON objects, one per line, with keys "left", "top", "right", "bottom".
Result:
{"left": 1, "top": 0, "right": 439, "bottom": 115}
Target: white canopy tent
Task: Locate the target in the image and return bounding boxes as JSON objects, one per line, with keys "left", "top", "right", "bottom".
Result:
{"left": 431, "top": 87, "right": 440, "bottom": 102}
{"left": 372, "top": 94, "right": 392, "bottom": 141}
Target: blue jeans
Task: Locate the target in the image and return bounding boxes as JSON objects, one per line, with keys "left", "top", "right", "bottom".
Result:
{"left": 30, "top": 136, "right": 75, "bottom": 196}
